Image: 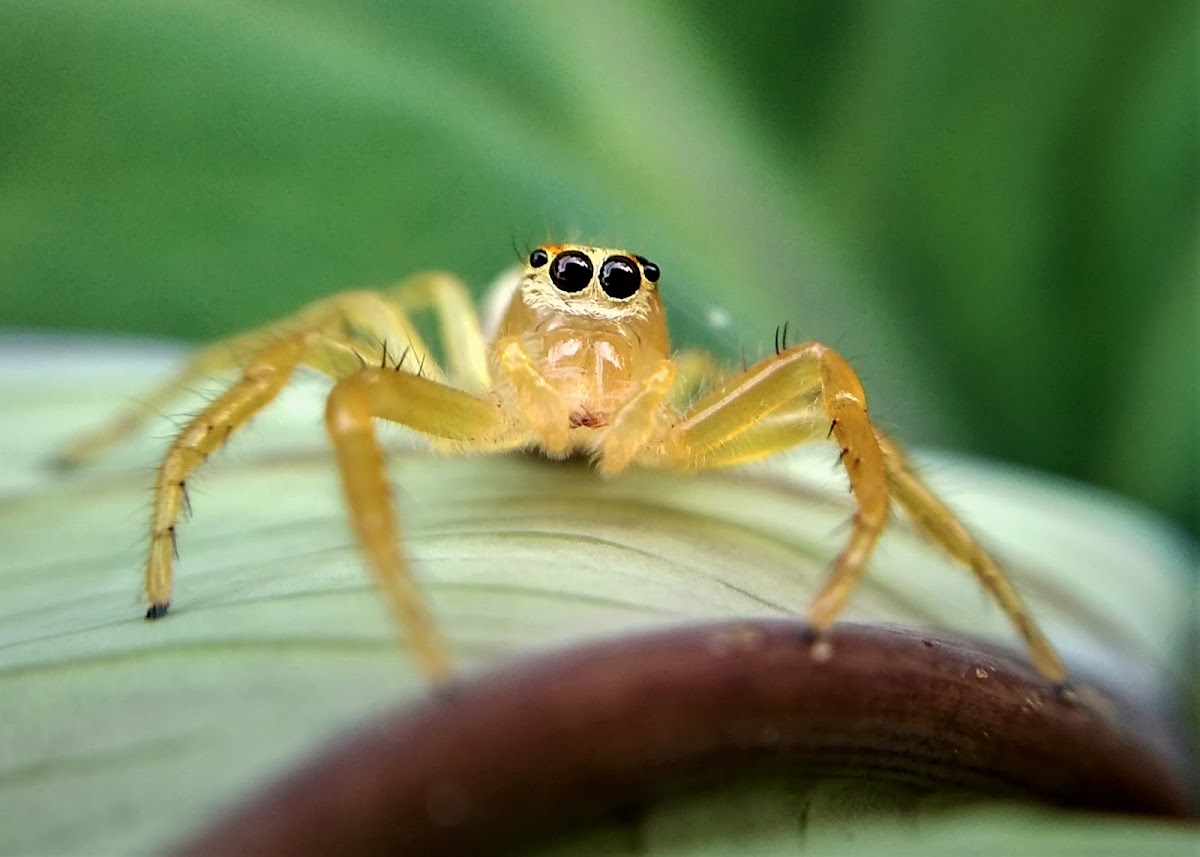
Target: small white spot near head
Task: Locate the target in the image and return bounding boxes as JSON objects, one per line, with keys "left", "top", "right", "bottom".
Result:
{"left": 705, "top": 306, "right": 732, "bottom": 330}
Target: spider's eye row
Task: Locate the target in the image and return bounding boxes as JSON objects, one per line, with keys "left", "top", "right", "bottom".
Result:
{"left": 549, "top": 250, "right": 593, "bottom": 293}
{"left": 633, "top": 254, "right": 660, "bottom": 283}
{"left": 599, "top": 255, "right": 642, "bottom": 300}
{"left": 528, "top": 248, "right": 549, "bottom": 268}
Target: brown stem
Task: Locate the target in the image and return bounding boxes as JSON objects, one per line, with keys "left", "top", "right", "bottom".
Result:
{"left": 171, "top": 621, "right": 1197, "bottom": 857}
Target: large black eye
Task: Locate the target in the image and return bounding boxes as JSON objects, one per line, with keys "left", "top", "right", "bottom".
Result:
{"left": 529, "top": 248, "right": 549, "bottom": 268}
{"left": 599, "top": 255, "right": 641, "bottom": 299}
{"left": 634, "top": 254, "right": 660, "bottom": 283}
{"left": 549, "top": 250, "right": 593, "bottom": 293}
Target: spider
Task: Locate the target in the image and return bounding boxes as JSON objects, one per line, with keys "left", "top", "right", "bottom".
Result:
{"left": 55, "top": 243, "right": 1067, "bottom": 688}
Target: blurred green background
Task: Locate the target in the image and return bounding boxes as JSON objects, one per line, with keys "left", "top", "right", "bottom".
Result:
{"left": 1, "top": 0, "right": 1195, "bottom": 536}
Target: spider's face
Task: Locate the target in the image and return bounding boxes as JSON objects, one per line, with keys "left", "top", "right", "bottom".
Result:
{"left": 519, "top": 244, "right": 662, "bottom": 323}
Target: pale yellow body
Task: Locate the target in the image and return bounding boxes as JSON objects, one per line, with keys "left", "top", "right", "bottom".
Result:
{"left": 55, "top": 243, "right": 1068, "bottom": 687}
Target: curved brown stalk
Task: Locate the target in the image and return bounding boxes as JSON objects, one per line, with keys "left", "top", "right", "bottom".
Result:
{"left": 171, "top": 620, "right": 1196, "bottom": 857}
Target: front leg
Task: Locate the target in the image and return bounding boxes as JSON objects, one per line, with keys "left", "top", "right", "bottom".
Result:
{"left": 656, "top": 342, "right": 889, "bottom": 636}
{"left": 651, "top": 341, "right": 1067, "bottom": 685}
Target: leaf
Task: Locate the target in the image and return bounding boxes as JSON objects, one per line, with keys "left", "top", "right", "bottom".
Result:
{"left": 0, "top": 336, "right": 1193, "bottom": 854}
{"left": 536, "top": 794, "right": 1200, "bottom": 857}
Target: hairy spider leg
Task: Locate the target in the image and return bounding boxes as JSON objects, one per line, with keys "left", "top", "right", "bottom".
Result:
{"left": 647, "top": 342, "right": 889, "bottom": 637}
{"left": 145, "top": 329, "right": 370, "bottom": 615}
{"left": 53, "top": 270, "right": 499, "bottom": 678}
{"left": 50, "top": 280, "right": 473, "bottom": 469}
{"left": 875, "top": 434, "right": 1068, "bottom": 684}
{"left": 386, "top": 272, "right": 490, "bottom": 393}
{"left": 639, "top": 341, "right": 1067, "bottom": 685}
{"left": 138, "top": 271, "right": 487, "bottom": 615}
{"left": 324, "top": 367, "right": 515, "bottom": 679}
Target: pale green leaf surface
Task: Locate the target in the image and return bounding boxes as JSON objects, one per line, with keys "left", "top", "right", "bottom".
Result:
{"left": 536, "top": 794, "right": 1200, "bottom": 857}
{"left": 0, "top": 336, "right": 1194, "bottom": 855}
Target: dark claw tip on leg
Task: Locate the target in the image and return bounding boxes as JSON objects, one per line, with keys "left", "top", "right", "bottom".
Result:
{"left": 791, "top": 623, "right": 819, "bottom": 646}
{"left": 803, "top": 626, "right": 834, "bottom": 663}
{"left": 46, "top": 453, "right": 80, "bottom": 474}
{"left": 145, "top": 602, "right": 170, "bottom": 620}
{"left": 1054, "top": 680, "right": 1079, "bottom": 705}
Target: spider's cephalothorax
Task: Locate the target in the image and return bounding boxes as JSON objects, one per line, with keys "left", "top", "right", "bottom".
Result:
{"left": 54, "top": 242, "right": 1069, "bottom": 690}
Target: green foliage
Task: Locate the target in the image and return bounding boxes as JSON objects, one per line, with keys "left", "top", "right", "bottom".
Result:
{"left": 0, "top": 0, "right": 1195, "bottom": 536}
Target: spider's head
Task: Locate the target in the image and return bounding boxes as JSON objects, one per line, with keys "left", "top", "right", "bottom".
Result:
{"left": 519, "top": 244, "right": 663, "bottom": 324}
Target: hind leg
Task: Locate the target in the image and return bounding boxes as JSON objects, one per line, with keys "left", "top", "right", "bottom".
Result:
{"left": 51, "top": 288, "right": 444, "bottom": 469}
{"left": 876, "top": 434, "right": 1067, "bottom": 684}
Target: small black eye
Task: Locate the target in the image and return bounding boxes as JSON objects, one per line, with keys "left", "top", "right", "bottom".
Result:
{"left": 549, "top": 250, "right": 593, "bottom": 293}
{"left": 529, "top": 248, "right": 549, "bottom": 268}
{"left": 599, "top": 255, "right": 641, "bottom": 299}
{"left": 634, "top": 254, "right": 660, "bottom": 283}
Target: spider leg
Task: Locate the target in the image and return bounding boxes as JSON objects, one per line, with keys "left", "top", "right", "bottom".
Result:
{"left": 385, "top": 272, "right": 490, "bottom": 392}
{"left": 144, "top": 330, "right": 368, "bottom": 617}
{"left": 51, "top": 289, "right": 443, "bottom": 469}
{"left": 141, "top": 333, "right": 303, "bottom": 605}
{"left": 875, "top": 434, "right": 1067, "bottom": 684}
{"left": 651, "top": 342, "right": 888, "bottom": 639}
{"left": 143, "top": 325, "right": 510, "bottom": 677}
{"left": 325, "top": 367, "right": 512, "bottom": 679}
{"left": 646, "top": 341, "right": 1066, "bottom": 684}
